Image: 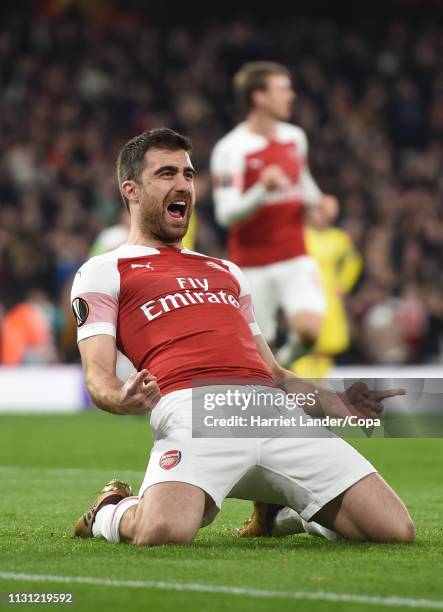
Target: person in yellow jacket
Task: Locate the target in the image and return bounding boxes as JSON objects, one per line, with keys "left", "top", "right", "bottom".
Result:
{"left": 292, "top": 206, "right": 362, "bottom": 380}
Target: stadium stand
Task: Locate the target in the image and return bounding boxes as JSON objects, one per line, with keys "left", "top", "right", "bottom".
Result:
{"left": 0, "top": 2, "right": 442, "bottom": 365}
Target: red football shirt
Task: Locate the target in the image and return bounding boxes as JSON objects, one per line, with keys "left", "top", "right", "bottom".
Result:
{"left": 211, "top": 122, "right": 323, "bottom": 267}
{"left": 71, "top": 245, "right": 274, "bottom": 395}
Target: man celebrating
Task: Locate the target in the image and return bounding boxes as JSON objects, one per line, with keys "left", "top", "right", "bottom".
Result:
{"left": 211, "top": 62, "right": 338, "bottom": 362}
{"left": 72, "top": 128, "right": 414, "bottom": 547}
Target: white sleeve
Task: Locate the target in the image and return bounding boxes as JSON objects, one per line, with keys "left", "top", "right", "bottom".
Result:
{"left": 297, "top": 130, "right": 323, "bottom": 207}
{"left": 210, "top": 142, "right": 270, "bottom": 227}
{"left": 223, "top": 259, "right": 262, "bottom": 336}
{"left": 70, "top": 256, "right": 120, "bottom": 342}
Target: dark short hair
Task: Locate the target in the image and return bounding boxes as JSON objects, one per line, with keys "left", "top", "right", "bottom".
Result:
{"left": 116, "top": 127, "right": 192, "bottom": 210}
{"left": 233, "top": 61, "right": 291, "bottom": 115}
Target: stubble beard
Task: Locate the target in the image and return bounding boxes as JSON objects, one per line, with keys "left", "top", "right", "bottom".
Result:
{"left": 138, "top": 193, "right": 191, "bottom": 245}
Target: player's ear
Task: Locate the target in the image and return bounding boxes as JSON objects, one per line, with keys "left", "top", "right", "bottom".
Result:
{"left": 252, "top": 88, "right": 266, "bottom": 109}
{"left": 121, "top": 180, "right": 141, "bottom": 205}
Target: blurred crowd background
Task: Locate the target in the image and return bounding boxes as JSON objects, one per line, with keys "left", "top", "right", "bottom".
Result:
{"left": 1, "top": 0, "right": 442, "bottom": 365}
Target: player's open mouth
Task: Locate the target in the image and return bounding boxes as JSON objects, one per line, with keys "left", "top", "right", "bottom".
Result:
{"left": 166, "top": 200, "right": 187, "bottom": 221}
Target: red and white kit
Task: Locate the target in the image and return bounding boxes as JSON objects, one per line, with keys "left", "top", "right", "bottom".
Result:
{"left": 211, "top": 122, "right": 326, "bottom": 340}
{"left": 71, "top": 245, "right": 374, "bottom": 525}
{"left": 71, "top": 245, "right": 272, "bottom": 395}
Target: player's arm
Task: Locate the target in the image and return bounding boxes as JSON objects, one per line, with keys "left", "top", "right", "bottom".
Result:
{"left": 229, "top": 258, "right": 402, "bottom": 419}
{"left": 211, "top": 143, "right": 287, "bottom": 227}
{"left": 253, "top": 334, "right": 325, "bottom": 416}
{"left": 253, "top": 333, "right": 346, "bottom": 418}
{"left": 227, "top": 258, "right": 331, "bottom": 415}
{"left": 254, "top": 334, "right": 405, "bottom": 419}
{"left": 78, "top": 335, "right": 160, "bottom": 415}
{"left": 71, "top": 258, "right": 160, "bottom": 415}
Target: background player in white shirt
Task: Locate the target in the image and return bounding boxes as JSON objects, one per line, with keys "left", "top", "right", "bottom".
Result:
{"left": 211, "top": 62, "right": 338, "bottom": 363}
{"left": 72, "top": 128, "right": 414, "bottom": 547}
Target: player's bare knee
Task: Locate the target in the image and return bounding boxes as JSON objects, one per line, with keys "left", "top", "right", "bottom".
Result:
{"left": 361, "top": 507, "right": 416, "bottom": 543}
{"left": 400, "top": 517, "right": 416, "bottom": 542}
{"left": 132, "top": 522, "right": 172, "bottom": 547}
{"left": 377, "top": 485, "right": 416, "bottom": 542}
{"left": 132, "top": 521, "right": 194, "bottom": 547}
{"left": 386, "top": 516, "right": 416, "bottom": 543}
{"left": 341, "top": 514, "right": 415, "bottom": 543}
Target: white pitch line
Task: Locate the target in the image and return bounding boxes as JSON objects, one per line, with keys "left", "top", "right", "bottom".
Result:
{"left": 1, "top": 573, "right": 443, "bottom": 609}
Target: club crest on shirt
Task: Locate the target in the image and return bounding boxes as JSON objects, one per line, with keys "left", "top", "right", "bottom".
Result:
{"left": 72, "top": 297, "right": 89, "bottom": 327}
{"left": 159, "top": 450, "right": 181, "bottom": 470}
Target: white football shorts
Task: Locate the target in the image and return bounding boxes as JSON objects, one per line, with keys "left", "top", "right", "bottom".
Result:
{"left": 139, "top": 386, "right": 376, "bottom": 527}
{"left": 242, "top": 255, "right": 326, "bottom": 342}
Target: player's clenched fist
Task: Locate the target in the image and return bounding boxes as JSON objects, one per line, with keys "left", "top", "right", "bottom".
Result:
{"left": 259, "top": 164, "right": 290, "bottom": 191}
{"left": 119, "top": 369, "right": 161, "bottom": 414}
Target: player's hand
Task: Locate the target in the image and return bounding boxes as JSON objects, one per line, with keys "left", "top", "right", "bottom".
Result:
{"left": 330, "top": 381, "right": 406, "bottom": 420}
{"left": 119, "top": 369, "right": 161, "bottom": 414}
{"left": 319, "top": 194, "right": 339, "bottom": 222}
{"left": 260, "top": 165, "right": 290, "bottom": 191}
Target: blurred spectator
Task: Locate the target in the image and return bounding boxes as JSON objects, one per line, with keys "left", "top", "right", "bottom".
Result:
{"left": 0, "top": 289, "right": 57, "bottom": 364}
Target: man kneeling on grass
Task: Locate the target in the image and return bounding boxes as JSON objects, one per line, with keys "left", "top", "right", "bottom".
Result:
{"left": 71, "top": 128, "right": 415, "bottom": 546}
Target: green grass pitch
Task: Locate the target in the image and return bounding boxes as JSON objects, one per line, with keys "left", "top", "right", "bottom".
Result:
{"left": 0, "top": 411, "right": 442, "bottom": 611}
